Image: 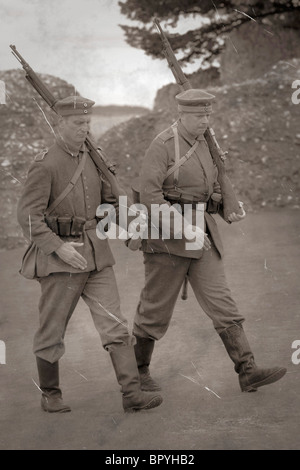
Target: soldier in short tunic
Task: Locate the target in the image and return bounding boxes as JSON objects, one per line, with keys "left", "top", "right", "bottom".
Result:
{"left": 132, "top": 89, "right": 286, "bottom": 394}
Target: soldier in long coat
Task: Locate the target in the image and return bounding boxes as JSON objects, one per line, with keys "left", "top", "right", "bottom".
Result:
{"left": 133, "top": 89, "right": 286, "bottom": 395}
{"left": 17, "top": 95, "right": 162, "bottom": 413}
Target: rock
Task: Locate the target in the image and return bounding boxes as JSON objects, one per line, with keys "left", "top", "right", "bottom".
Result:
{"left": 99, "top": 58, "right": 300, "bottom": 214}
{"left": 0, "top": 69, "right": 76, "bottom": 250}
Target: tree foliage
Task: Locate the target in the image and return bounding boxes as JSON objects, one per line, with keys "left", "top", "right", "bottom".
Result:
{"left": 118, "top": 0, "right": 300, "bottom": 66}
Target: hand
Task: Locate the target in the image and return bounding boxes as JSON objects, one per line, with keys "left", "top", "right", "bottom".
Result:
{"left": 128, "top": 213, "right": 147, "bottom": 239}
{"left": 227, "top": 201, "right": 246, "bottom": 223}
{"left": 55, "top": 242, "right": 88, "bottom": 270}
{"left": 184, "top": 224, "right": 211, "bottom": 251}
{"left": 211, "top": 192, "right": 222, "bottom": 203}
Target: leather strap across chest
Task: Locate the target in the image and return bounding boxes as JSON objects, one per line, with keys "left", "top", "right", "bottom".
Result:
{"left": 165, "top": 123, "right": 199, "bottom": 186}
{"left": 45, "top": 149, "right": 88, "bottom": 217}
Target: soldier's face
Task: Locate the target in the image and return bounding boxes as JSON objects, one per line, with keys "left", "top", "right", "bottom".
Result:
{"left": 60, "top": 115, "right": 91, "bottom": 145}
{"left": 180, "top": 112, "right": 210, "bottom": 137}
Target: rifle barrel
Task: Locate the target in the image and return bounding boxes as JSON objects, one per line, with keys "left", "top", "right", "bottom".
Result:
{"left": 153, "top": 19, "right": 242, "bottom": 221}
{"left": 9, "top": 44, "right": 126, "bottom": 197}
{"left": 153, "top": 19, "right": 190, "bottom": 91}
{"left": 10, "top": 45, "right": 28, "bottom": 66}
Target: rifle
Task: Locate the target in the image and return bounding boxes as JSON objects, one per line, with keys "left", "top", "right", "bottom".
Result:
{"left": 153, "top": 18, "right": 243, "bottom": 223}
{"left": 9, "top": 45, "right": 128, "bottom": 202}
{"left": 153, "top": 19, "right": 243, "bottom": 300}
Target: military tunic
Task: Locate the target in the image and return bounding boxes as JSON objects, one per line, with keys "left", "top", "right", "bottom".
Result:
{"left": 139, "top": 121, "right": 224, "bottom": 258}
{"left": 18, "top": 138, "right": 117, "bottom": 276}
{"left": 133, "top": 120, "right": 245, "bottom": 340}
{"left": 17, "top": 137, "right": 133, "bottom": 362}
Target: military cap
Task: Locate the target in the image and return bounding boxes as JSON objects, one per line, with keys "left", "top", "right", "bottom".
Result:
{"left": 176, "top": 89, "right": 215, "bottom": 114}
{"left": 54, "top": 95, "right": 95, "bottom": 116}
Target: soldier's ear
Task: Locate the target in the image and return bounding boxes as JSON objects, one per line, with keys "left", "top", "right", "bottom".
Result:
{"left": 57, "top": 115, "right": 65, "bottom": 130}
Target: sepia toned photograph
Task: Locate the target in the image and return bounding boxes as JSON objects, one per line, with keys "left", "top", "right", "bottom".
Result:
{"left": 0, "top": 0, "right": 299, "bottom": 453}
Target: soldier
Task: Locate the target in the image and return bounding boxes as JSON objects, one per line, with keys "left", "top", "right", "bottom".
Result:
{"left": 133, "top": 88, "right": 286, "bottom": 394}
{"left": 17, "top": 95, "right": 163, "bottom": 414}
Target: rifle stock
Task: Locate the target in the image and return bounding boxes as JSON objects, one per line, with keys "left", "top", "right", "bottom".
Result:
{"left": 153, "top": 18, "right": 242, "bottom": 222}
{"left": 9, "top": 45, "right": 129, "bottom": 201}
{"left": 203, "top": 129, "right": 242, "bottom": 221}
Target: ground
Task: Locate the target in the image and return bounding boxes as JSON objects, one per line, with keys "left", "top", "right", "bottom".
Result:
{"left": 0, "top": 210, "right": 299, "bottom": 451}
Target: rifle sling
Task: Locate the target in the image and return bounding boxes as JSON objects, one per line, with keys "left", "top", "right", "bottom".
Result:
{"left": 45, "top": 149, "right": 87, "bottom": 217}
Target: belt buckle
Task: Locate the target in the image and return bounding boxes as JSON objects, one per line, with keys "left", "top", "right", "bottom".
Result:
{"left": 85, "top": 219, "right": 95, "bottom": 230}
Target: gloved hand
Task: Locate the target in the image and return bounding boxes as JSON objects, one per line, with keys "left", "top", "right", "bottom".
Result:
{"left": 227, "top": 201, "right": 246, "bottom": 223}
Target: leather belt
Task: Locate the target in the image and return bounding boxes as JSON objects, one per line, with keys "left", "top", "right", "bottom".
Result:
{"left": 167, "top": 200, "right": 207, "bottom": 211}
{"left": 85, "top": 218, "right": 98, "bottom": 230}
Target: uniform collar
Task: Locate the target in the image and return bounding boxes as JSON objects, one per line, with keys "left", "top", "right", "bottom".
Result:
{"left": 55, "top": 135, "right": 85, "bottom": 157}
{"left": 177, "top": 120, "right": 206, "bottom": 145}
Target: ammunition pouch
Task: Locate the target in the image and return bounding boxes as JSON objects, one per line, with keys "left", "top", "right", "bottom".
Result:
{"left": 70, "top": 216, "right": 86, "bottom": 237}
{"left": 163, "top": 188, "right": 208, "bottom": 211}
{"left": 206, "top": 198, "right": 221, "bottom": 214}
{"left": 45, "top": 215, "right": 59, "bottom": 234}
{"left": 45, "top": 215, "right": 86, "bottom": 237}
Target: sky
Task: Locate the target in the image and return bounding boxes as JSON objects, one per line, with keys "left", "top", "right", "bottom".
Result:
{"left": 0, "top": 0, "right": 201, "bottom": 108}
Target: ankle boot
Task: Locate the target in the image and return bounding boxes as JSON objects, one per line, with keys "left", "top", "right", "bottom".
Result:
{"left": 134, "top": 335, "right": 161, "bottom": 391}
{"left": 219, "top": 324, "right": 286, "bottom": 392}
{"left": 36, "top": 357, "right": 71, "bottom": 413}
{"left": 109, "top": 345, "right": 163, "bottom": 412}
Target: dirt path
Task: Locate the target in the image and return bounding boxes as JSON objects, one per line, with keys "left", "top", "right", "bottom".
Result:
{"left": 0, "top": 210, "right": 299, "bottom": 450}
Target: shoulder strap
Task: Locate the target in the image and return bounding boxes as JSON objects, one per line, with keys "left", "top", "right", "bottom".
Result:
{"left": 45, "top": 149, "right": 87, "bottom": 216}
{"left": 166, "top": 124, "right": 199, "bottom": 185}
{"left": 172, "top": 124, "right": 180, "bottom": 186}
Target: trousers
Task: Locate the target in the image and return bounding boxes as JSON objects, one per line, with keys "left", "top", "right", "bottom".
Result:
{"left": 34, "top": 267, "right": 133, "bottom": 363}
{"left": 133, "top": 244, "right": 245, "bottom": 340}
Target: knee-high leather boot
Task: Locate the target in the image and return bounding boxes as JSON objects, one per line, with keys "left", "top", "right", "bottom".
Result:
{"left": 109, "top": 345, "right": 163, "bottom": 412}
{"left": 36, "top": 357, "right": 71, "bottom": 413}
{"left": 219, "top": 324, "right": 287, "bottom": 392}
{"left": 134, "top": 335, "right": 161, "bottom": 391}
